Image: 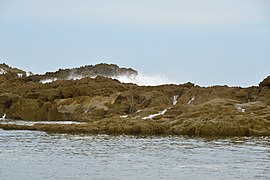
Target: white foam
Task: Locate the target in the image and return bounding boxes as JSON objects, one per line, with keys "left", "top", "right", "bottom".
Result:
{"left": 40, "top": 78, "right": 58, "bottom": 84}
{"left": 120, "top": 115, "right": 128, "bottom": 118}
{"left": 39, "top": 72, "right": 176, "bottom": 86}
{"left": 173, "top": 95, "right": 179, "bottom": 105}
{"left": 40, "top": 75, "right": 82, "bottom": 83}
{"left": 113, "top": 73, "right": 175, "bottom": 86}
{"left": 0, "top": 113, "right": 6, "bottom": 120}
{"left": 235, "top": 104, "right": 246, "bottom": 113}
{"left": 0, "top": 120, "right": 85, "bottom": 126}
{"left": 142, "top": 109, "right": 167, "bottom": 120}
{"left": 188, "top": 96, "right": 195, "bottom": 105}
{"left": 26, "top": 72, "right": 32, "bottom": 77}
{"left": 17, "top": 73, "right": 23, "bottom": 77}
{"left": 67, "top": 73, "right": 84, "bottom": 80}
{"left": 0, "top": 68, "right": 6, "bottom": 75}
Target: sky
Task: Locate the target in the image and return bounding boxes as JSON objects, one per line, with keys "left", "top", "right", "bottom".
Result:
{"left": 0, "top": 0, "right": 269, "bottom": 87}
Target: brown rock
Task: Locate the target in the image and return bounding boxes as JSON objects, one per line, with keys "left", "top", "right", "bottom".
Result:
{"left": 0, "top": 63, "right": 270, "bottom": 137}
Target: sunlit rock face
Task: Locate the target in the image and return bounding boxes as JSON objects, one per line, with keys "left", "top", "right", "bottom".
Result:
{"left": 0, "top": 63, "right": 270, "bottom": 137}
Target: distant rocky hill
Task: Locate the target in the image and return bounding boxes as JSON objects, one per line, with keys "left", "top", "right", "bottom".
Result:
{"left": 0, "top": 63, "right": 32, "bottom": 78}
{"left": 0, "top": 63, "right": 269, "bottom": 137}
{"left": 28, "top": 63, "right": 138, "bottom": 83}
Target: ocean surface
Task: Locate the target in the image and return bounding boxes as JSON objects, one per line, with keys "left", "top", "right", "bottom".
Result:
{"left": 0, "top": 129, "right": 269, "bottom": 180}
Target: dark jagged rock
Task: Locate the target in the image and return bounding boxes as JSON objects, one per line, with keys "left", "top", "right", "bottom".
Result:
{"left": 28, "top": 63, "right": 138, "bottom": 82}
{"left": 0, "top": 63, "right": 270, "bottom": 137}
{"left": 259, "top": 76, "right": 270, "bottom": 87}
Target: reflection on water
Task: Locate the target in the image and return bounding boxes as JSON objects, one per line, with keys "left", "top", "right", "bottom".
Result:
{"left": 0, "top": 129, "right": 269, "bottom": 179}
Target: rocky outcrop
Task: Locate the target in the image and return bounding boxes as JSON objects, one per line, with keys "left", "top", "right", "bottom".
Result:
{"left": 27, "top": 63, "right": 138, "bottom": 83}
{"left": 0, "top": 63, "right": 33, "bottom": 78}
{"left": 0, "top": 63, "right": 270, "bottom": 137}
{"left": 259, "top": 76, "right": 270, "bottom": 87}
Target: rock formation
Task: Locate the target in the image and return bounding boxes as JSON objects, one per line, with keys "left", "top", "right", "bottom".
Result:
{"left": 0, "top": 63, "right": 269, "bottom": 137}
{"left": 28, "top": 63, "right": 138, "bottom": 83}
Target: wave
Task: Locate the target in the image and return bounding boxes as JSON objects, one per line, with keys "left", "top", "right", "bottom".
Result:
{"left": 41, "top": 73, "right": 176, "bottom": 86}
{"left": 113, "top": 73, "right": 176, "bottom": 86}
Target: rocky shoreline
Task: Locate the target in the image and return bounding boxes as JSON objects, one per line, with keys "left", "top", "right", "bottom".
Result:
{"left": 0, "top": 63, "right": 270, "bottom": 136}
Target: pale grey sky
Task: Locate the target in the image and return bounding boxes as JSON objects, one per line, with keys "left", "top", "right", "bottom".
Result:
{"left": 0, "top": 0, "right": 269, "bottom": 86}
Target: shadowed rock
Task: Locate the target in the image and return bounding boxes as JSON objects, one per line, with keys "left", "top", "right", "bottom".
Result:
{"left": 259, "top": 76, "right": 270, "bottom": 87}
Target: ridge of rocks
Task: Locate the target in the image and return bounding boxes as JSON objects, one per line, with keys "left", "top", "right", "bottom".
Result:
{"left": 28, "top": 63, "right": 138, "bottom": 83}
{"left": 0, "top": 63, "right": 269, "bottom": 137}
{"left": 0, "top": 63, "right": 32, "bottom": 78}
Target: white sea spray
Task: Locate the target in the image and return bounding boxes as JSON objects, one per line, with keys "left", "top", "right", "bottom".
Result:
{"left": 142, "top": 109, "right": 167, "bottom": 120}
{"left": 188, "top": 96, "right": 195, "bottom": 105}
{"left": 173, "top": 95, "right": 179, "bottom": 105}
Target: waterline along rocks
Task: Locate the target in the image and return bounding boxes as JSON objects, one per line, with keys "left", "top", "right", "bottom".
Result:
{"left": 0, "top": 63, "right": 269, "bottom": 136}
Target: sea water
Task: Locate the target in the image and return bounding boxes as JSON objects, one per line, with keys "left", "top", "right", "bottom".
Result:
{"left": 0, "top": 129, "right": 269, "bottom": 180}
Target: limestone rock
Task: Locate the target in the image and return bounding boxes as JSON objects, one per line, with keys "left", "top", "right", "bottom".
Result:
{"left": 0, "top": 63, "right": 270, "bottom": 137}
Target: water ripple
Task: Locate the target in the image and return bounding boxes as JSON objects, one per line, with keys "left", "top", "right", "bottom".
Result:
{"left": 0, "top": 129, "right": 269, "bottom": 179}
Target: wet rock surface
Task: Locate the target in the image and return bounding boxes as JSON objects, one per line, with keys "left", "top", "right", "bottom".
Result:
{"left": 0, "top": 63, "right": 269, "bottom": 137}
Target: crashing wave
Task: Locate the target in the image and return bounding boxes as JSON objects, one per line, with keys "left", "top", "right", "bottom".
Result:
{"left": 40, "top": 78, "right": 58, "bottom": 84}
{"left": 41, "top": 73, "right": 176, "bottom": 86}
{"left": 113, "top": 73, "right": 175, "bottom": 86}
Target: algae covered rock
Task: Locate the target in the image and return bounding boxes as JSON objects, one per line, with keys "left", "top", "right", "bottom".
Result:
{"left": 0, "top": 63, "right": 270, "bottom": 137}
